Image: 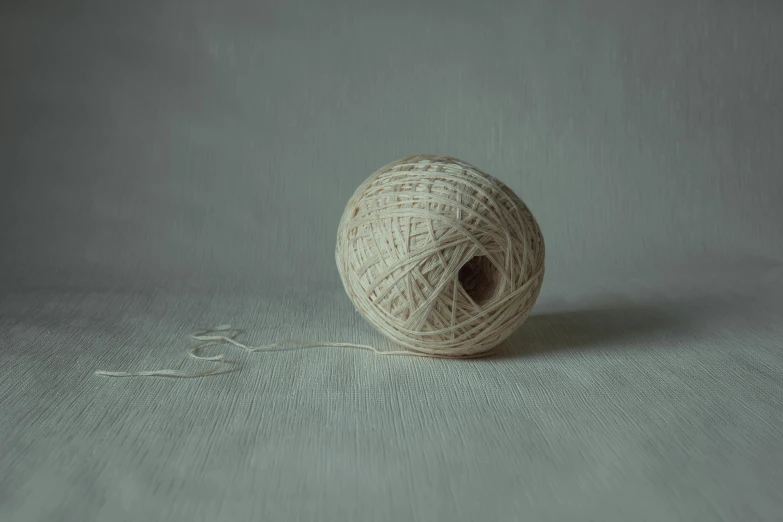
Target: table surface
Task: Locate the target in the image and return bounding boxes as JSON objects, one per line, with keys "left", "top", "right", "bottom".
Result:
{"left": 3, "top": 269, "right": 782, "bottom": 521}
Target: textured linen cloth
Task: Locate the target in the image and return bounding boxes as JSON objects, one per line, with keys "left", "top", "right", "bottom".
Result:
{"left": 3, "top": 271, "right": 783, "bottom": 521}
{"left": 2, "top": 1, "right": 783, "bottom": 521}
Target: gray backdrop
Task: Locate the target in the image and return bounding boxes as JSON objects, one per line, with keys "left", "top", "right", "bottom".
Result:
{"left": 2, "top": 1, "right": 783, "bottom": 521}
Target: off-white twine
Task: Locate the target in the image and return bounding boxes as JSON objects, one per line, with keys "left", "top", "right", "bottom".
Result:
{"left": 94, "top": 325, "right": 425, "bottom": 378}
{"left": 95, "top": 154, "right": 544, "bottom": 378}
{"left": 335, "top": 154, "right": 545, "bottom": 358}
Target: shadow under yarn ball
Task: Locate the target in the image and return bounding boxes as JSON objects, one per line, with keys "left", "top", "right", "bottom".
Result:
{"left": 335, "top": 155, "right": 545, "bottom": 358}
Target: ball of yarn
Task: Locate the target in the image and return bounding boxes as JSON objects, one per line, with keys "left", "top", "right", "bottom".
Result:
{"left": 335, "top": 155, "right": 545, "bottom": 358}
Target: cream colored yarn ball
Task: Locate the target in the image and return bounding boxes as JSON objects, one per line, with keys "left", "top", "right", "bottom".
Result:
{"left": 335, "top": 155, "right": 545, "bottom": 358}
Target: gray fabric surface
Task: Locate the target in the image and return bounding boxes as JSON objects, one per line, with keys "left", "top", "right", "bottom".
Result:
{"left": 2, "top": 1, "right": 783, "bottom": 521}
{"left": 3, "top": 273, "right": 783, "bottom": 521}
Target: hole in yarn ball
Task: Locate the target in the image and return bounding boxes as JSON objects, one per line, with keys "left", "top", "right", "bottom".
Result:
{"left": 458, "top": 256, "right": 499, "bottom": 305}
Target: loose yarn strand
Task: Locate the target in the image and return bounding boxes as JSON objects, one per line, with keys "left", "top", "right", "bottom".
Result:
{"left": 94, "top": 325, "right": 428, "bottom": 379}
{"left": 192, "top": 325, "right": 426, "bottom": 357}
